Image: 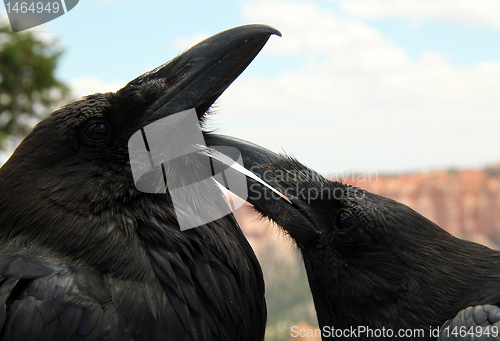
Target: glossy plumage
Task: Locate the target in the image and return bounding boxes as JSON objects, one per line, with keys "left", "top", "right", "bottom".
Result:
{"left": 0, "top": 25, "right": 280, "bottom": 340}
{"left": 210, "top": 134, "right": 500, "bottom": 341}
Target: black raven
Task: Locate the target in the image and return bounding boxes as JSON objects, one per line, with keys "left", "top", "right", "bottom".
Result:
{"left": 207, "top": 135, "right": 500, "bottom": 340}
{"left": 0, "top": 25, "right": 280, "bottom": 341}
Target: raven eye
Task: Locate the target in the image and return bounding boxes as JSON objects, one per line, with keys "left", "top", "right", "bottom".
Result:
{"left": 336, "top": 210, "right": 356, "bottom": 231}
{"left": 84, "top": 121, "right": 110, "bottom": 142}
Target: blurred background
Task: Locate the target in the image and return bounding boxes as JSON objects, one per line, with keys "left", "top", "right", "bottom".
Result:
{"left": 1, "top": 1, "right": 500, "bottom": 340}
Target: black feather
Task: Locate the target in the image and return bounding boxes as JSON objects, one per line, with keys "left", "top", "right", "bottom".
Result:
{"left": 245, "top": 153, "right": 500, "bottom": 341}
{"left": 0, "top": 24, "right": 279, "bottom": 340}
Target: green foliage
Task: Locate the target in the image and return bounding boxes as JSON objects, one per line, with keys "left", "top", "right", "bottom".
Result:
{"left": 0, "top": 23, "right": 69, "bottom": 146}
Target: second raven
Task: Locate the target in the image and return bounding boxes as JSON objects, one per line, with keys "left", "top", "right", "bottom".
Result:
{"left": 208, "top": 134, "right": 500, "bottom": 341}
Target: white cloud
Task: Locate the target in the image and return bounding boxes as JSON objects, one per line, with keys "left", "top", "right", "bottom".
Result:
{"left": 210, "top": 0, "right": 500, "bottom": 173}
{"left": 254, "top": 3, "right": 388, "bottom": 50}
{"left": 69, "top": 77, "right": 126, "bottom": 99}
{"left": 339, "top": 0, "right": 500, "bottom": 27}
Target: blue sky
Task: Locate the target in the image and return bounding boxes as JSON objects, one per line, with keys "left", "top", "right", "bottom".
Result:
{"left": 2, "top": 0, "right": 500, "bottom": 175}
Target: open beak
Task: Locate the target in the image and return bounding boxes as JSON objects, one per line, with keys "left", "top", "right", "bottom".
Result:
{"left": 206, "top": 134, "right": 321, "bottom": 246}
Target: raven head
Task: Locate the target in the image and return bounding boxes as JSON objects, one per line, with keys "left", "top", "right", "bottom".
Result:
{"left": 0, "top": 25, "right": 280, "bottom": 275}
{"left": 208, "top": 134, "right": 500, "bottom": 337}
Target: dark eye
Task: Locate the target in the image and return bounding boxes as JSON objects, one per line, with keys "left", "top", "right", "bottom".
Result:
{"left": 335, "top": 210, "right": 357, "bottom": 231}
{"left": 84, "top": 121, "right": 110, "bottom": 142}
